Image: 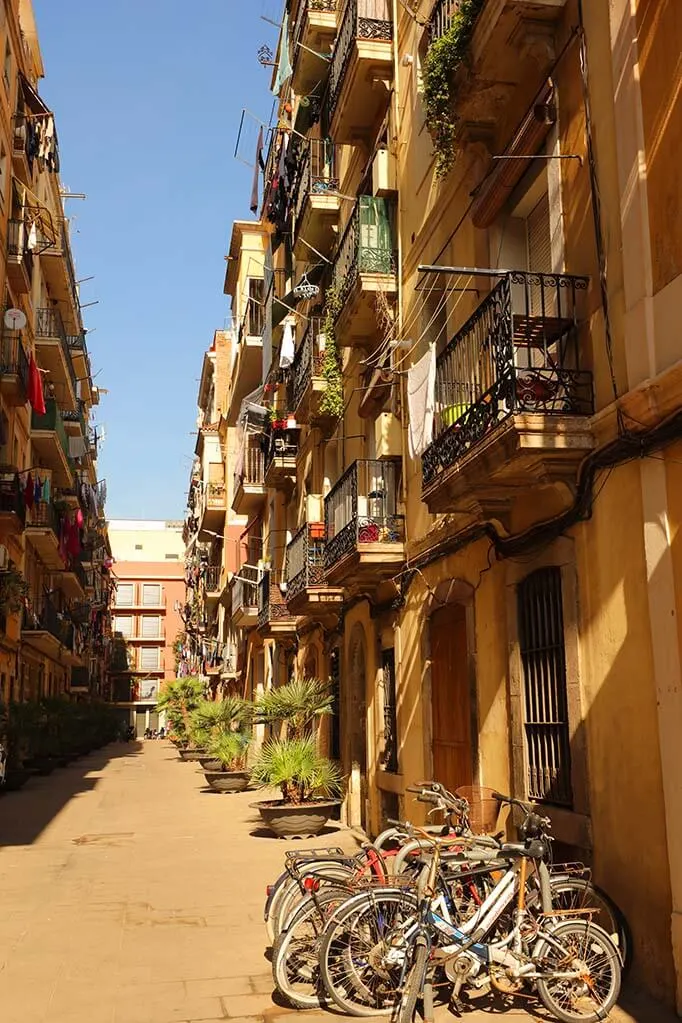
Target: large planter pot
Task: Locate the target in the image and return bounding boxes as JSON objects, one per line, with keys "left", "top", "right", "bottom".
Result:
{"left": 203, "top": 770, "right": 249, "bottom": 793}
{"left": 199, "top": 756, "right": 223, "bottom": 771}
{"left": 178, "top": 748, "right": 207, "bottom": 762}
{"left": 252, "top": 799, "right": 341, "bottom": 838}
{"left": 3, "top": 768, "right": 32, "bottom": 791}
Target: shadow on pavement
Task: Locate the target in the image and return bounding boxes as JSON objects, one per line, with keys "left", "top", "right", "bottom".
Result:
{"left": 0, "top": 742, "right": 144, "bottom": 847}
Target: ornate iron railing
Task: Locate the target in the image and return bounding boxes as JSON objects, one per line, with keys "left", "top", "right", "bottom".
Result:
{"left": 331, "top": 196, "right": 396, "bottom": 308}
{"left": 292, "top": 0, "right": 338, "bottom": 76}
{"left": 23, "top": 594, "right": 71, "bottom": 645}
{"left": 206, "top": 480, "right": 226, "bottom": 508}
{"left": 0, "top": 473, "right": 25, "bottom": 524}
{"left": 324, "top": 458, "right": 404, "bottom": 568}
{"left": 29, "top": 499, "right": 61, "bottom": 537}
{"left": 422, "top": 271, "right": 592, "bottom": 486}
{"left": 205, "top": 564, "right": 221, "bottom": 592}
{"left": 0, "top": 332, "right": 29, "bottom": 394}
{"left": 286, "top": 522, "right": 327, "bottom": 602}
{"left": 36, "top": 307, "right": 78, "bottom": 398}
{"left": 428, "top": 0, "right": 478, "bottom": 43}
{"left": 292, "top": 317, "right": 325, "bottom": 412}
{"left": 7, "top": 219, "right": 34, "bottom": 279}
{"left": 265, "top": 427, "right": 299, "bottom": 474}
{"left": 258, "top": 568, "right": 295, "bottom": 629}
{"left": 235, "top": 438, "right": 265, "bottom": 493}
{"left": 293, "top": 139, "right": 339, "bottom": 234}
{"left": 233, "top": 566, "right": 260, "bottom": 617}
{"left": 329, "top": 0, "right": 393, "bottom": 118}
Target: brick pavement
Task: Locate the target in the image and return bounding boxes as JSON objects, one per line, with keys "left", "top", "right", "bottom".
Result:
{"left": 0, "top": 741, "right": 675, "bottom": 1023}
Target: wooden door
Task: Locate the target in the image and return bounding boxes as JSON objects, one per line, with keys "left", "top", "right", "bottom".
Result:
{"left": 430, "top": 605, "right": 474, "bottom": 792}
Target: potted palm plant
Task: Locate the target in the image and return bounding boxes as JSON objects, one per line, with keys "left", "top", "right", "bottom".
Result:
{"left": 190, "top": 697, "right": 252, "bottom": 770}
{"left": 156, "top": 677, "right": 204, "bottom": 755}
{"left": 202, "top": 731, "right": 251, "bottom": 793}
{"left": 250, "top": 678, "right": 343, "bottom": 838}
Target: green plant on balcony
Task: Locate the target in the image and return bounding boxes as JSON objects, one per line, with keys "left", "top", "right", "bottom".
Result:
{"left": 319, "top": 287, "right": 344, "bottom": 419}
{"left": 0, "top": 567, "right": 28, "bottom": 615}
{"left": 422, "top": 0, "right": 484, "bottom": 178}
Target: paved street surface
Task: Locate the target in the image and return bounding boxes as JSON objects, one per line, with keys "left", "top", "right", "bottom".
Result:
{"left": 0, "top": 742, "right": 676, "bottom": 1023}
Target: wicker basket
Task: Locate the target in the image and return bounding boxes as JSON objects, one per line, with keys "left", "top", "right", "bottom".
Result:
{"left": 455, "top": 786, "right": 501, "bottom": 834}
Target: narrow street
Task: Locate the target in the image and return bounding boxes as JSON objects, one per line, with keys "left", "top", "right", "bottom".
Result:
{"left": 0, "top": 743, "right": 675, "bottom": 1023}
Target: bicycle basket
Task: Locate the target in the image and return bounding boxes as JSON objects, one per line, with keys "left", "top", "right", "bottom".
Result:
{"left": 455, "top": 786, "right": 501, "bottom": 833}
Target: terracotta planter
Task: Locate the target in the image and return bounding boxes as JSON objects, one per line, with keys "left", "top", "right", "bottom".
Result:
{"left": 178, "top": 748, "right": 207, "bottom": 762}
{"left": 252, "top": 799, "right": 341, "bottom": 838}
{"left": 203, "top": 770, "right": 250, "bottom": 793}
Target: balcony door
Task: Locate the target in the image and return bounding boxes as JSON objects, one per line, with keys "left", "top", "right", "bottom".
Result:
{"left": 429, "top": 604, "right": 474, "bottom": 793}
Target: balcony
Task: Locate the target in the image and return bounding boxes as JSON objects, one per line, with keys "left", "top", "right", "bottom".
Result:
{"left": 67, "top": 331, "right": 91, "bottom": 400}
{"left": 22, "top": 595, "right": 73, "bottom": 658}
{"left": 232, "top": 439, "right": 266, "bottom": 516}
{"left": 70, "top": 666, "right": 90, "bottom": 692}
{"left": 35, "top": 308, "right": 79, "bottom": 409}
{"left": 12, "top": 112, "right": 36, "bottom": 181}
{"left": 40, "top": 221, "right": 80, "bottom": 321}
{"left": 0, "top": 473, "right": 26, "bottom": 533}
{"left": 58, "top": 557, "right": 89, "bottom": 600}
{"left": 199, "top": 475, "right": 227, "bottom": 539}
{"left": 264, "top": 426, "right": 299, "bottom": 490}
{"left": 25, "top": 500, "right": 64, "bottom": 570}
{"left": 258, "top": 569, "right": 297, "bottom": 637}
{"left": 324, "top": 458, "right": 405, "bottom": 587}
{"left": 291, "top": 0, "right": 338, "bottom": 96}
{"left": 427, "top": 0, "right": 568, "bottom": 143}
{"left": 421, "top": 271, "right": 594, "bottom": 514}
{"left": 6, "top": 220, "right": 34, "bottom": 294}
{"left": 331, "top": 196, "right": 397, "bottom": 346}
{"left": 329, "top": 0, "right": 393, "bottom": 143}
{"left": 292, "top": 139, "right": 340, "bottom": 259}
{"left": 232, "top": 567, "right": 260, "bottom": 629}
{"left": 0, "top": 332, "right": 29, "bottom": 406}
{"left": 205, "top": 564, "right": 222, "bottom": 604}
{"left": 31, "top": 398, "right": 73, "bottom": 487}
{"left": 292, "top": 317, "right": 331, "bottom": 424}
{"left": 286, "top": 522, "right": 344, "bottom": 617}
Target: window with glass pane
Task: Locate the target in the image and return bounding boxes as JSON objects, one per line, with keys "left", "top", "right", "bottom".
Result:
{"left": 139, "top": 647, "right": 160, "bottom": 670}
{"left": 141, "top": 615, "right": 161, "bottom": 639}
{"left": 114, "top": 615, "right": 133, "bottom": 639}
{"left": 517, "top": 567, "right": 572, "bottom": 807}
{"left": 116, "top": 583, "right": 134, "bottom": 606}
{"left": 142, "top": 584, "right": 162, "bottom": 607}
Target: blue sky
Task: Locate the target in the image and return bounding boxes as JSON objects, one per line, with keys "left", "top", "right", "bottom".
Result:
{"left": 33, "top": 0, "right": 277, "bottom": 519}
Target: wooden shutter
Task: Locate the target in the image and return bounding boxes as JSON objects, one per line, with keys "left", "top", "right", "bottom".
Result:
{"left": 527, "top": 192, "right": 552, "bottom": 273}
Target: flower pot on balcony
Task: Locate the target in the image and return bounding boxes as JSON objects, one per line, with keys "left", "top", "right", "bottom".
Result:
{"left": 251, "top": 798, "right": 341, "bottom": 838}
{"left": 203, "top": 770, "right": 250, "bottom": 793}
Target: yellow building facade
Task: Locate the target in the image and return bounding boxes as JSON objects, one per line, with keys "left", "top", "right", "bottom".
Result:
{"left": 214, "top": 0, "right": 682, "bottom": 1008}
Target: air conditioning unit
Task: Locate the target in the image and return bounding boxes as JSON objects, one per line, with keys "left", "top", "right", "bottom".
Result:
{"left": 372, "top": 148, "right": 397, "bottom": 196}
{"left": 374, "top": 412, "right": 401, "bottom": 459}
{"left": 0, "top": 545, "right": 9, "bottom": 571}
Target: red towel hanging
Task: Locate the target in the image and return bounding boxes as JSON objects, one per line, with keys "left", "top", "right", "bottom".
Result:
{"left": 28, "top": 354, "right": 46, "bottom": 415}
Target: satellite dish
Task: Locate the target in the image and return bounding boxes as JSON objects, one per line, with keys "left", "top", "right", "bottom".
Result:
{"left": 4, "top": 308, "right": 26, "bottom": 331}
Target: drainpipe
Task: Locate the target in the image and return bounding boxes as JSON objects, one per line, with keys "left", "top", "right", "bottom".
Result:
{"left": 391, "top": 0, "right": 408, "bottom": 517}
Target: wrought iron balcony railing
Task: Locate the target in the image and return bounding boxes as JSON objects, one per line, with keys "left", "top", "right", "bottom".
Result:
{"left": 0, "top": 333, "right": 29, "bottom": 394}
{"left": 36, "top": 307, "right": 79, "bottom": 397}
{"left": 422, "top": 271, "right": 593, "bottom": 486}
{"left": 324, "top": 458, "right": 404, "bottom": 568}
{"left": 23, "top": 594, "right": 71, "bottom": 645}
{"left": 234, "top": 438, "right": 265, "bottom": 493}
{"left": 292, "top": 0, "right": 338, "bottom": 74}
{"left": 429, "top": 0, "right": 476, "bottom": 43}
{"left": 31, "top": 398, "right": 73, "bottom": 468}
{"left": 233, "top": 566, "right": 260, "bottom": 617}
{"left": 286, "top": 522, "right": 327, "bottom": 603}
{"left": 331, "top": 196, "right": 396, "bottom": 308}
{"left": 7, "top": 219, "right": 34, "bottom": 278}
{"left": 292, "top": 317, "right": 325, "bottom": 412}
{"left": 293, "top": 139, "right": 339, "bottom": 233}
{"left": 258, "top": 568, "right": 294, "bottom": 629}
{"left": 329, "top": 0, "right": 393, "bottom": 118}
{"left": 29, "top": 499, "right": 61, "bottom": 536}
{"left": 265, "top": 427, "right": 299, "bottom": 474}
{"left": 0, "top": 473, "right": 25, "bottom": 524}
{"left": 205, "top": 564, "right": 221, "bottom": 592}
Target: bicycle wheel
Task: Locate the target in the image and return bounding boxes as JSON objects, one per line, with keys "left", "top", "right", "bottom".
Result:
{"left": 266, "top": 861, "right": 355, "bottom": 943}
{"left": 549, "top": 877, "right": 631, "bottom": 971}
{"left": 534, "top": 919, "right": 621, "bottom": 1023}
{"left": 272, "top": 887, "right": 351, "bottom": 1009}
{"left": 273, "top": 863, "right": 356, "bottom": 940}
{"left": 395, "top": 941, "right": 429, "bottom": 1023}
{"left": 319, "top": 888, "right": 418, "bottom": 1017}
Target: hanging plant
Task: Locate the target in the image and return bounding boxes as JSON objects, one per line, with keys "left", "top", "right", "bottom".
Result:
{"left": 422, "top": 0, "right": 484, "bottom": 178}
{"left": 318, "top": 287, "right": 344, "bottom": 419}
{"left": 0, "top": 568, "right": 29, "bottom": 615}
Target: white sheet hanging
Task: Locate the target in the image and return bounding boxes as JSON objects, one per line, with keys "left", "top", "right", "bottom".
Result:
{"left": 407, "top": 343, "right": 436, "bottom": 458}
{"left": 279, "top": 317, "right": 295, "bottom": 369}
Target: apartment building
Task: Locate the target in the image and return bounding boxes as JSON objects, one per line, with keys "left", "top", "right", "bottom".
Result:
{"left": 108, "top": 521, "right": 185, "bottom": 735}
{"left": 0, "top": 0, "right": 112, "bottom": 705}
{"left": 208, "top": 0, "right": 682, "bottom": 1008}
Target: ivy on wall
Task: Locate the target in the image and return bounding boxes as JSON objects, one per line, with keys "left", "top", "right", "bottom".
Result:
{"left": 318, "top": 287, "right": 344, "bottom": 419}
{"left": 422, "top": 0, "right": 484, "bottom": 178}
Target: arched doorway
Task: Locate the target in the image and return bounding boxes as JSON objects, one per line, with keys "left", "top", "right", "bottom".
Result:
{"left": 347, "top": 625, "right": 368, "bottom": 829}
